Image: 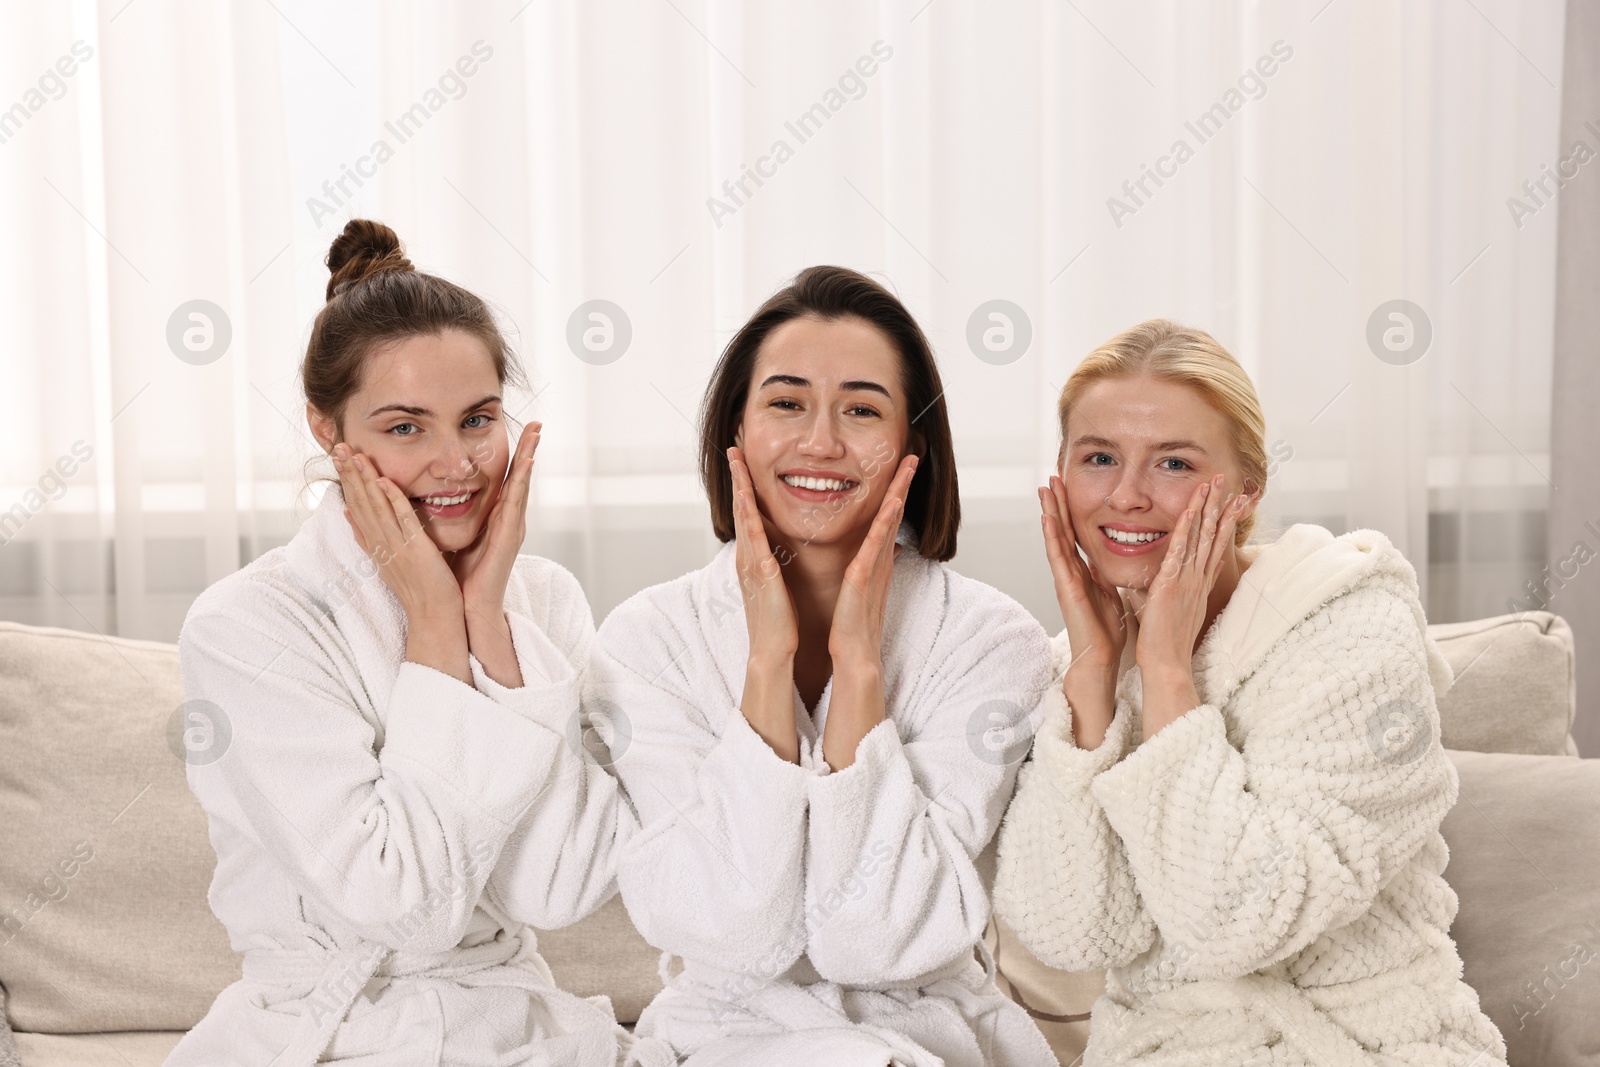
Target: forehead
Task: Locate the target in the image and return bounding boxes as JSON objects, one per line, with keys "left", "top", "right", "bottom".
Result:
{"left": 1068, "top": 376, "right": 1231, "bottom": 449}
{"left": 357, "top": 330, "right": 499, "bottom": 400}
{"left": 751, "top": 315, "right": 901, "bottom": 389}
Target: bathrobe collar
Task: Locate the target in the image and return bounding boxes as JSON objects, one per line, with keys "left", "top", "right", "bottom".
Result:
{"left": 280, "top": 481, "right": 411, "bottom": 713}
{"left": 1189, "top": 523, "right": 1454, "bottom": 709}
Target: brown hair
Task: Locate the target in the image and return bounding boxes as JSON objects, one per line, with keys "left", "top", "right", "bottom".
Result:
{"left": 1057, "top": 318, "right": 1267, "bottom": 547}
{"left": 698, "top": 266, "right": 960, "bottom": 560}
{"left": 301, "top": 219, "right": 529, "bottom": 458}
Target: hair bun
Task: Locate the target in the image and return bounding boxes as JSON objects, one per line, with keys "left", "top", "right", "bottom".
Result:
{"left": 325, "top": 219, "right": 415, "bottom": 300}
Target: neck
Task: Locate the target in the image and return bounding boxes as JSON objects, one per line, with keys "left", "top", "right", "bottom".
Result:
{"left": 769, "top": 530, "right": 868, "bottom": 650}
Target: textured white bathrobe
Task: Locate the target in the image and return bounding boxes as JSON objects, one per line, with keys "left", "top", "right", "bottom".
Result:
{"left": 586, "top": 534, "right": 1062, "bottom": 1067}
{"left": 166, "top": 482, "right": 647, "bottom": 1067}
{"left": 993, "top": 524, "right": 1508, "bottom": 1066}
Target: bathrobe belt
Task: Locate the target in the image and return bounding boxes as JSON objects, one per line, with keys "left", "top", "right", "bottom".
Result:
{"left": 1104, "top": 968, "right": 1376, "bottom": 1067}
{"left": 242, "top": 932, "right": 526, "bottom": 1067}
{"left": 653, "top": 941, "right": 1002, "bottom": 1067}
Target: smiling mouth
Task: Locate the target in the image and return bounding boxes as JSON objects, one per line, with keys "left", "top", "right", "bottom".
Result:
{"left": 1101, "top": 526, "right": 1167, "bottom": 546}
{"left": 409, "top": 490, "right": 480, "bottom": 516}
{"left": 781, "top": 474, "right": 857, "bottom": 492}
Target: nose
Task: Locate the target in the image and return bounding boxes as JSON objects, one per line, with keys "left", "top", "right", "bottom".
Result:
{"left": 797, "top": 408, "right": 845, "bottom": 459}
{"left": 430, "top": 433, "right": 485, "bottom": 487}
{"left": 1105, "top": 464, "right": 1152, "bottom": 513}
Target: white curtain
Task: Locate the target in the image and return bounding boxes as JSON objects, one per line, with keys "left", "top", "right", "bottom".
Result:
{"left": 0, "top": 0, "right": 1565, "bottom": 641}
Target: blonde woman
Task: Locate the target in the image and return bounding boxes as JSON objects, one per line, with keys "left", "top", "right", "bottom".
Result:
{"left": 993, "top": 320, "right": 1506, "bottom": 1065}
{"left": 169, "top": 221, "right": 648, "bottom": 1067}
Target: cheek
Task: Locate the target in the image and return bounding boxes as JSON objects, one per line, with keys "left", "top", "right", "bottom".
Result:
{"left": 1155, "top": 480, "right": 1199, "bottom": 520}
{"left": 1062, "top": 470, "right": 1101, "bottom": 521}
{"left": 355, "top": 439, "right": 418, "bottom": 487}
{"left": 737, "top": 419, "right": 786, "bottom": 474}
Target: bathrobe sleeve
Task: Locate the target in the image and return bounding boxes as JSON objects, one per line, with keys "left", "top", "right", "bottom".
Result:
{"left": 179, "top": 587, "right": 575, "bottom": 955}
{"left": 1087, "top": 579, "right": 1459, "bottom": 982}
{"left": 588, "top": 591, "right": 813, "bottom": 976}
{"left": 991, "top": 645, "right": 1159, "bottom": 971}
{"left": 803, "top": 579, "right": 1054, "bottom": 985}
{"left": 477, "top": 561, "right": 639, "bottom": 930}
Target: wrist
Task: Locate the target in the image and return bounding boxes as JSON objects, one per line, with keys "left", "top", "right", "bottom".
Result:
{"left": 405, "top": 606, "right": 466, "bottom": 636}
{"left": 830, "top": 654, "right": 883, "bottom": 685}
{"left": 1136, "top": 658, "right": 1192, "bottom": 688}
{"left": 464, "top": 601, "right": 508, "bottom": 631}
{"left": 1066, "top": 659, "right": 1120, "bottom": 683}
{"left": 745, "top": 649, "right": 795, "bottom": 679}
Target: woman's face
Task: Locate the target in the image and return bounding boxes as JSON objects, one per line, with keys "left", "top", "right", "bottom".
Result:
{"left": 308, "top": 329, "right": 508, "bottom": 554}
{"left": 734, "top": 314, "right": 913, "bottom": 552}
{"left": 1060, "top": 375, "right": 1257, "bottom": 591}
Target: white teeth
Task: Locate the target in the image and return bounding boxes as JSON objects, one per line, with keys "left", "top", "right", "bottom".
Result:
{"left": 1103, "top": 527, "right": 1165, "bottom": 545}
{"left": 420, "top": 492, "right": 472, "bottom": 506}
{"left": 783, "top": 474, "right": 852, "bottom": 492}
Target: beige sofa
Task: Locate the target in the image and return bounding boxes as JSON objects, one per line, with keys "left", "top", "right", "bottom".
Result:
{"left": 0, "top": 611, "right": 1594, "bottom": 1067}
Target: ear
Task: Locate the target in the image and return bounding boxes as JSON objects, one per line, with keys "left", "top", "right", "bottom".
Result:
{"left": 307, "top": 404, "right": 337, "bottom": 453}
{"left": 906, "top": 426, "right": 926, "bottom": 461}
{"left": 732, "top": 422, "right": 744, "bottom": 451}
{"left": 1238, "top": 478, "right": 1262, "bottom": 515}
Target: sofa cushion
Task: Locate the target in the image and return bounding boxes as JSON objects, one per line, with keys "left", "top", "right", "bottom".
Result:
{"left": 1428, "top": 611, "right": 1578, "bottom": 756}
{"left": 0, "top": 621, "right": 241, "bottom": 1032}
{"left": 986, "top": 915, "right": 1101, "bottom": 1067}
{"left": 1441, "top": 749, "right": 1600, "bottom": 1067}
{"left": 536, "top": 894, "right": 662, "bottom": 1024}
{"left": 12, "top": 1031, "right": 182, "bottom": 1067}
{"left": 0, "top": 620, "right": 665, "bottom": 1035}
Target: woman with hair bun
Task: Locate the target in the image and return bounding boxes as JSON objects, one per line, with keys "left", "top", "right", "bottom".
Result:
{"left": 993, "top": 319, "right": 1506, "bottom": 1065}
{"left": 167, "top": 220, "right": 654, "bottom": 1066}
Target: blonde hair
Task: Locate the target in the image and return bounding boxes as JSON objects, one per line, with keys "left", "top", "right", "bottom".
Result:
{"left": 1057, "top": 319, "right": 1267, "bottom": 547}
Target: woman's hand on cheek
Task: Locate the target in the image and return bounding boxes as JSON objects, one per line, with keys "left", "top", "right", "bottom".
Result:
{"left": 821, "top": 452, "right": 916, "bottom": 770}
{"left": 1134, "top": 473, "right": 1247, "bottom": 736}
{"left": 452, "top": 423, "right": 540, "bottom": 622}
{"left": 729, "top": 446, "right": 801, "bottom": 763}
{"left": 333, "top": 443, "right": 463, "bottom": 623}
{"left": 729, "top": 446, "right": 800, "bottom": 662}
{"left": 828, "top": 453, "right": 917, "bottom": 672}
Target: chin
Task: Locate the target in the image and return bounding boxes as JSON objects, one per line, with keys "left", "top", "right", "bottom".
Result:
{"left": 424, "top": 527, "right": 477, "bottom": 553}
{"left": 771, "top": 508, "right": 872, "bottom": 551}
{"left": 1097, "top": 556, "right": 1161, "bottom": 590}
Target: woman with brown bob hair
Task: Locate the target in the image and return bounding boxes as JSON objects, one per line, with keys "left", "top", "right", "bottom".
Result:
{"left": 585, "top": 266, "right": 1058, "bottom": 1065}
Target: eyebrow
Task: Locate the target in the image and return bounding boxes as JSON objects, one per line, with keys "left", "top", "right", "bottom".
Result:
{"left": 1070, "top": 434, "right": 1210, "bottom": 456}
{"left": 367, "top": 395, "right": 501, "bottom": 419}
{"left": 757, "top": 374, "right": 892, "bottom": 398}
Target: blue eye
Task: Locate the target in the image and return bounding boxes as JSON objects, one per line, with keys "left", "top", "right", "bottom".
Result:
{"left": 1161, "top": 458, "right": 1191, "bottom": 471}
{"left": 389, "top": 414, "right": 494, "bottom": 437}
{"left": 1086, "top": 452, "right": 1113, "bottom": 465}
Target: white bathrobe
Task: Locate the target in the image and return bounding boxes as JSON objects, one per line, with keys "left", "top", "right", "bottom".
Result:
{"left": 585, "top": 533, "right": 1063, "bottom": 1067}
{"left": 166, "top": 482, "right": 650, "bottom": 1067}
{"left": 993, "top": 524, "right": 1508, "bottom": 1067}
